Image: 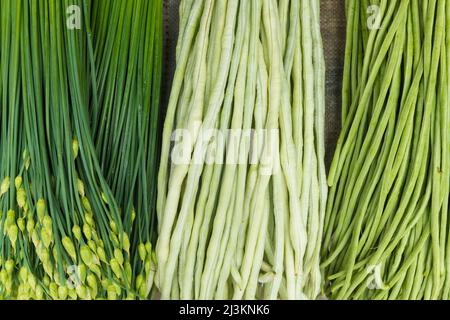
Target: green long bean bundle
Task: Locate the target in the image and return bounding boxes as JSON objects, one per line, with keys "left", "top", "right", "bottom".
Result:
{"left": 156, "top": 0, "right": 327, "bottom": 300}
{"left": 322, "top": 0, "right": 450, "bottom": 300}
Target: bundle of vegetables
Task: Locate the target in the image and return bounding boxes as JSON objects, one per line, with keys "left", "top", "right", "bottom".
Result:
{"left": 156, "top": 0, "right": 327, "bottom": 300}
{"left": 322, "top": 0, "right": 450, "bottom": 299}
{"left": 90, "top": 0, "right": 162, "bottom": 297}
{"left": 0, "top": 0, "right": 161, "bottom": 300}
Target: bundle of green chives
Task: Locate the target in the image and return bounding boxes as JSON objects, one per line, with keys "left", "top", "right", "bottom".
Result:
{"left": 156, "top": 0, "right": 327, "bottom": 300}
{"left": 0, "top": 0, "right": 26, "bottom": 298}
{"left": 322, "top": 0, "right": 450, "bottom": 299}
{"left": 0, "top": 0, "right": 162, "bottom": 300}
{"left": 90, "top": 0, "right": 162, "bottom": 298}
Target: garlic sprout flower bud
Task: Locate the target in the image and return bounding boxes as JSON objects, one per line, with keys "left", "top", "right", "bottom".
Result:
{"left": 109, "top": 220, "right": 117, "bottom": 234}
{"left": 107, "top": 285, "right": 117, "bottom": 300}
{"left": 16, "top": 188, "right": 26, "bottom": 208}
{"left": 86, "top": 274, "right": 97, "bottom": 293}
{"left": 122, "top": 233, "right": 130, "bottom": 255}
{"left": 8, "top": 224, "right": 19, "bottom": 249}
{"left": 62, "top": 237, "right": 77, "bottom": 262}
{"left": 43, "top": 215, "right": 52, "bottom": 231}
{"left": 49, "top": 283, "right": 58, "bottom": 299}
{"left": 28, "top": 274, "right": 36, "bottom": 290}
{"left": 96, "top": 246, "right": 107, "bottom": 263}
{"left": 58, "top": 286, "right": 68, "bottom": 300}
{"left": 110, "top": 233, "right": 119, "bottom": 246}
{"left": 114, "top": 249, "right": 124, "bottom": 265}
{"left": 31, "top": 229, "right": 40, "bottom": 247}
{"left": 78, "top": 264, "right": 87, "bottom": 283}
{"left": 68, "top": 288, "right": 77, "bottom": 300}
{"left": 0, "top": 269, "right": 7, "bottom": 283}
{"left": 72, "top": 139, "right": 79, "bottom": 159}
{"left": 144, "top": 260, "right": 152, "bottom": 274}
{"left": 43, "top": 275, "right": 50, "bottom": 286}
{"left": 110, "top": 259, "right": 122, "bottom": 279}
{"left": 76, "top": 285, "right": 88, "bottom": 300}
{"left": 131, "top": 209, "right": 136, "bottom": 223}
{"left": 19, "top": 267, "right": 28, "bottom": 283}
{"left": 90, "top": 264, "right": 102, "bottom": 279}
{"left": 36, "top": 199, "right": 46, "bottom": 222}
{"left": 82, "top": 197, "right": 92, "bottom": 213}
{"left": 72, "top": 224, "right": 82, "bottom": 241}
{"left": 26, "top": 218, "right": 35, "bottom": 234}
{"left": 22, "top": 149, "right": 31, "bottom": 169}
{"left": 80, "top": 246, "right": 94, "bottom": 266}
{"left": 136, "top": 274, "right": 144, "bottom": 290}
{"left": 77, "top": 179, "right": 85, "bottom": 197}
{"left": 5, "top": 260, "right": 15, "bottom": 275}
{"left": 6, "top": 210, "right": 15, "bottom": 228}
{"left": 145, "top": 241, "right": 152, "bottom": 254}
{"left": 88, "top": 240, "right": 96, "bottom": 252}
{"left": 14, "top": 176, "right": 22, "bottom": 189}
{"left": 43, "top": 261, "right": 54, "bottom": 277}
{"left": 101, "top": 192, "right": 108, "bottom": 204}
{"left": 138, "top": 243, "right": 146, "bottom": 262}
{"left": 125, "top": 262, "right": 132, "bottom": 281}
{"left": 35, "top": 286, "right": 44, "bottom": 300}
{"left": 17, "top": 218, "right": 25, "bottom": 232}
{"left": 0, "top": 177, "right": 10, "bottom": 196}
{"left": 85, "top": 213, "right": 95, "bottom": 227}
{"left": 82, "top": 224, "right": 92, "bottom": 240}
{"left": 41, "top": 228, "right": 53, "bottom": 248}
{"left": 138, "top": 282, "right": 147, "bottom": 298}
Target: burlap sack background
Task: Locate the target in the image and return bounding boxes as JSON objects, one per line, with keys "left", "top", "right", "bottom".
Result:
{"left": 162, "top": 0, "right": 346, "bottom": 169}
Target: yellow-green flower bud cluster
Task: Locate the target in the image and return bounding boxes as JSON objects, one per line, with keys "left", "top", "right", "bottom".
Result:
{"left": 135, "top": 242, "right": 156, "bottom": 299}
{"left": 0, "top": 184, "right": 145, "bottom": 300}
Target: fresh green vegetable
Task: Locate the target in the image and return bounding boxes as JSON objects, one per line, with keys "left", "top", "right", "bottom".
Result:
{"left": 156, "top": 0, "right": 327, "bottom": 300}
{"left": 90, "top": 0, "right": 162, "bottom": 298}
{"left": 322, "top": 0, "right": 450, "bottom": 300}
{"left": 0, "top": 0, "right": 161, "bottom": 300}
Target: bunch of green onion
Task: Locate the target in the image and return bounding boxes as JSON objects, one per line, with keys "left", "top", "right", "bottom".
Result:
{"left": 322, "top": 0, "right": 450, "bottom": 299}
{"left": 0, "top": 0, "right": 161, "bottom": 300}
{"left": 156, "top": 0, "right": 327, "bottom": 300}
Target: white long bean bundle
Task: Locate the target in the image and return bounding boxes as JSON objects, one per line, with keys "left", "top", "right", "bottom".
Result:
{"left": 156, "top": 0, "right": 327, "bottom": 300}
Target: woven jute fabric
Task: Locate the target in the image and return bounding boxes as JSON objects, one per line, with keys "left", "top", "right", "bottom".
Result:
{"left": 162, "top": 0, "right": 347, "bottom": 169}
